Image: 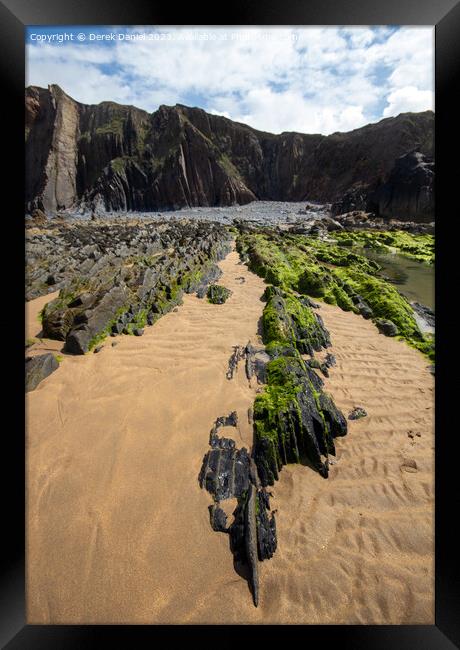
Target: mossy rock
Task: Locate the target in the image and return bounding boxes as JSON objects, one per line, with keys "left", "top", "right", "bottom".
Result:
{"left": 207, "top": 284, "right": 232, "bottom": 304}
{"left": 253, "top": 348, "right": 347, "bottom": 485}
{"left": 237, "top": 230, "right": 433, "bottom": 360}
{"left": 262, "top": 286, "right": 330, "bottom": 355}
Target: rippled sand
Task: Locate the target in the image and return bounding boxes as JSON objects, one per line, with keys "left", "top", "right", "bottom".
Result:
{"left": 26, "top": 248, "right": 434, "bottom": 624}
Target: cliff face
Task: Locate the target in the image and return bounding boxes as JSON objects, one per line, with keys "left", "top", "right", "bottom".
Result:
{"left": 25, "top": 85, "right": 435, "bottom": 220}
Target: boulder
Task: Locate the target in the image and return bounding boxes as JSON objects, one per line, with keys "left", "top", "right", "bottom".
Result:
{"left": 25, "top": 353, "right": 59, "bottom": 391}
{"left": 375, "top": 318, "right": 399, "bottom": 337}
{"left": 207, "top": 284, "right": 232, "bottom": 304}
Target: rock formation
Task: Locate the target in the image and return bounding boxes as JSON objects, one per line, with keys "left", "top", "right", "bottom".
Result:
{"left": 331, "top": 151, "right": 434, "bottom": 222}
{"left": 199, "top": 414, "right": 277, "bottom": 607}
{"left": 25, "top": 353, "right": 59, "bottom": 391}
{"left": 26, "top": 85, "right": 434, "bottom": 221}
{"left": 27, "top": 219, "right": 231, "bottom": 353}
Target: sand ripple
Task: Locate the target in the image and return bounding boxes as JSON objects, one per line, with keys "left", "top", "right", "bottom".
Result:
{"left": 26, "top": 250, "right": 434, "bottom": 624}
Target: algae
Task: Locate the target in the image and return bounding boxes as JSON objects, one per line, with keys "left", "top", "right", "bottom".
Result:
{"left": 237, "top": 229, "right": 434, "bottom": 360}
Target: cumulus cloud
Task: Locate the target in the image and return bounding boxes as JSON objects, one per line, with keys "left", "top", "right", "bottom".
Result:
{"left": 26, "top": 26, "right": 434, "bottom": 134}
{"left": 383, "top": 86, "right": 433, "bottom": 117}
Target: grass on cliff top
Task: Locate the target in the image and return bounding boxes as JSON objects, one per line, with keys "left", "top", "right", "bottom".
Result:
{"left": 237, "top": 230, "right": 434, "bottom": 361}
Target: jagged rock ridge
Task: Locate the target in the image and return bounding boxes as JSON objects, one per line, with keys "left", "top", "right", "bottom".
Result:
{"left": 27, "top": 219, "right": 232, "bottom": 354}
{"left": 26, "top": 85, "right": 434, "bottom": 220}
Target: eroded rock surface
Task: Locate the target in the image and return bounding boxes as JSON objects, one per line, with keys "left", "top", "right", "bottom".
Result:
{"left": 199, "top": 414, "right": 277, "bottom": 608}
{"left": 331, "top": 151, "right": 434, "bottom": 223}
{"left": 27, "top": 219, "right": 231, "bottom": 353}
{"left": 26, "top": 85, "right": 433, "bottom": 221}
{"left": 25, "top": 353, "right": 59, "bottom": 392}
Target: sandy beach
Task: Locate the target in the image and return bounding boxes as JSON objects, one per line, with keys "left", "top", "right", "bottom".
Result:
{"left": 26, "top": 249, "right": 434, "bottom": 624}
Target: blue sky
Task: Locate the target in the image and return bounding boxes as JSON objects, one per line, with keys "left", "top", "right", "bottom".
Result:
{"left": 26, "top": 26, "right": 434, "bottom": 135}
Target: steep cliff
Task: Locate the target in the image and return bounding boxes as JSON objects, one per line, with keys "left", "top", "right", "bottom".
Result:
{"left": 25, "top": 85, "right": 435, "bottom": 220}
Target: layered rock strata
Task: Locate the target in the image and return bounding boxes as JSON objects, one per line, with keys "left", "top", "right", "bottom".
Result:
{"left": 26, "top": 85, "right": 434, "bottom": 221}
{"left": 27, "top": 219, "right": 231, "bottom": 353}
{"left": 199, "top": 414, "right": 277, "bottom": 607}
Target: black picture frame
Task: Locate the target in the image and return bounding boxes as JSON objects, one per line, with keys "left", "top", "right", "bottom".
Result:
{"left": 1, "top": 0, "right": 459, "bottom": 647}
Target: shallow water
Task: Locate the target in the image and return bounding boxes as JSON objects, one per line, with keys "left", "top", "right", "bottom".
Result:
{"left": 359, "top": 247, "right": 434, "bottom": 311}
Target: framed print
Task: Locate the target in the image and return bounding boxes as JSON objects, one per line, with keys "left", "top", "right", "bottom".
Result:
{"left": 1, "top": 0, "right": 459, "bottom": 646}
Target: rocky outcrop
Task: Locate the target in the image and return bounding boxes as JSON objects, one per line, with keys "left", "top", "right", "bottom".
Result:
{"left": 237, "top": 228, "right": 433, "bottom": 360}
{"left": 253, "top": 347, "right": 347, "bottom": 484}
{"left": 330, "top": 185, "right": 370, "bottom": 216}
{"left": 199, "top": 414, "right": 277, "bottom": 607}
{"left": 331, "top": 151, "right": 434, "bottom": 222}
{"left": 262, "top": 285, "right": 331, "bottom": 355}
{"left": 28, "top": 219, "right": 232, "bottom": 353}
{"left": 235, "top": 285, "right": 348, "bottom": 484}
{"left": 26, "top": 85, "right": 80, "bottom": 212}
{"left": 371, "top": 151, "right": 434, "bottom": 222}
{"left": 199, "top": 280, "right": 345, "bottom": 606}
{"left": 26, "top": 85, "right": 434, "bottom": 220}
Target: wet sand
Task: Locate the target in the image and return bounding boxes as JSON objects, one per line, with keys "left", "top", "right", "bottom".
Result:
{"left": 26, "top": 250, "right": 434, "bottom": 624}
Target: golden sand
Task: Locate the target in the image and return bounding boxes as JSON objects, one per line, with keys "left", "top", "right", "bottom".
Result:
{"left": 26, "top": 249, "right": 434, "bottom": 623}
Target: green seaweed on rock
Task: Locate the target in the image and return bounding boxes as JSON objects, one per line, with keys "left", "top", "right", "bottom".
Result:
{"left": 237, "top": 230, "right": 434, "bottom": 361}
{"left": 253, "top": 340, "right": 346, "bottom": 485}
{"left": 207, "top": 284, "right": 232, "bottom": 304}
{"left": 253, "top": 286, "right": 347, "bottom": 485}
{"left": 332, "top": 230, "right": 434, "bottom": 264}
{"left": 262, "top": 286, "right": 330, "bottom": 355}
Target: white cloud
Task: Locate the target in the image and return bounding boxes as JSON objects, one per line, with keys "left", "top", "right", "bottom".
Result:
{"left": 26, "top": 26, "right": 434, "bottom": 134}
{"left": 383, "top": 86, "right": 433, "bottom": 117}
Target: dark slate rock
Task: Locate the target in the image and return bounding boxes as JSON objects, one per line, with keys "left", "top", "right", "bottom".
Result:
{"left": 64, "top": 285, "right": 129, "bottom": 354}
{"left": 306, "top": 357, "right": 329, "bottom": 378}
{"left": 41, "top": 305, "right": 75, "bottom": 341}
{"left": 133, "top": 328, "right": 144, "bottom": 336}
{"left": 208, "top": 505, "right": 228, "bottom": 532}
{"left": 320, "top": 392, "right": 348, "bottom": 438}
{"left": 263, "top": 286, "right": 331, "bottom": 354}
{"left": 112, "top": 322, "right": 124, "bottom": 335}
{"left": 331, "top": 185, "right": 370, "bottom": 216}
{"left": 199, "top": 444, "right": 251, "bottom": 502}
{"left": 245, "top": 343, "right": 271, "bottom": 384}
{"left": 372, "top": 151, "right": 434, "bottom": 222}
{"left": 244, "top": 483, "right": 260, "bottom": 607}
{"left": 195, "top": 264, "right": 223, "bottom": 298}
{"left": 26, "top": 353, "right": 59, "bottom": 392}
{"left": 256, "top": 491, "right": 277, "bottom": 561}
{"left": 357, "top": 302, "right": 373, "bottom": 319}
{"left": 411, "top": 301, "right": 435, "bottom": 328}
